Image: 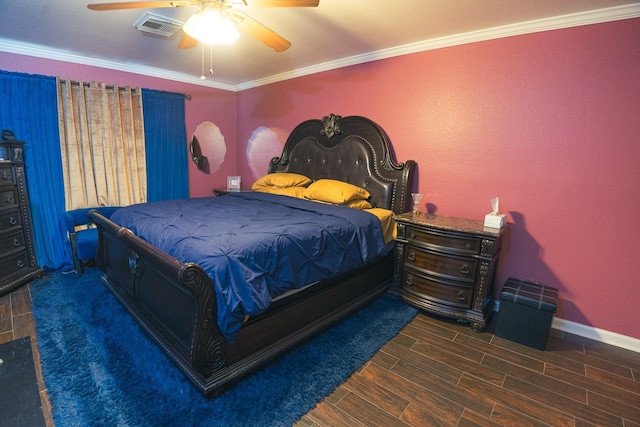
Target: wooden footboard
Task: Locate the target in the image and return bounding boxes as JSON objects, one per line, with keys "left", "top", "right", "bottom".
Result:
{"left": 88, "top": 210, "right": 226, "bottom": 386}
{"left": 88, "top": 210, "right": 393, "bottom": 397}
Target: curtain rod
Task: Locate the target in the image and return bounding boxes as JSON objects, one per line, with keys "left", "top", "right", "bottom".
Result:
{"left": 60, "top": 79, "right": 191, "bottom": 100}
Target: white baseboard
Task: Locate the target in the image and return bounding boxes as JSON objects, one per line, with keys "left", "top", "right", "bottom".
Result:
{"left": 494, "top": 301, "right": 640, "bottom": 353}
{"left": 551, "top": 318, "right": 640, "bottom": 353}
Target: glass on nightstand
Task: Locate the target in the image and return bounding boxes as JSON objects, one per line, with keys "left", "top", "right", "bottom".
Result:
{"left": 411, "top": 193, "right": 423, "bottom": 214}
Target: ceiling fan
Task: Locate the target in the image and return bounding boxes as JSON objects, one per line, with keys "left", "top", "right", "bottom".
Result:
{"left": 87, "top": 0, "right": 320, "bottom": 52}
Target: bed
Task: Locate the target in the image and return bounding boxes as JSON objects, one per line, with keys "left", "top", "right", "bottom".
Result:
{"left": 88, "top": 113, "right": 416, "bottom": 397}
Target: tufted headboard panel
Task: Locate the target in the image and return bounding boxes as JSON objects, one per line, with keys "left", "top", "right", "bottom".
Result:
{"left": 269, "top": 114, "right": 416, "bottom": 215}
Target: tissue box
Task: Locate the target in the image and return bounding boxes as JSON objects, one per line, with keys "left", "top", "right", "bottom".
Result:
{"left": 484, "top": 213, "right": 506, "bottom": 229}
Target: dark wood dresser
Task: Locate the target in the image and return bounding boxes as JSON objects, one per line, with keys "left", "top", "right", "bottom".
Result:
{"left": 0, "top": 141, "right": 43, "bottom": 296}
{"left": 394, "top": 212, "right": 505, "bottom": 331}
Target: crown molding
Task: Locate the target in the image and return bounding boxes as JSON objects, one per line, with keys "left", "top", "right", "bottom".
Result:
{"left": 0, "top": 39, "right": 236, "bottom": 92}
{"left": 237, "top": 3, "right": 640, "bottom": 90}
{"left": 1, "top": 3, "right": 638, "bottom": 93}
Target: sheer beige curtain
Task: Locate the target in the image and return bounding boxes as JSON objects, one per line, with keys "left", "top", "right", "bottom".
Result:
{"left": 57, "top": 78, "right": 147, "bottom": 210}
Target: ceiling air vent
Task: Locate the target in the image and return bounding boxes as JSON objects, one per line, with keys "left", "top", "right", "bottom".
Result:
{"left": 133, "top": 13, "right": 184, "bottom": 37}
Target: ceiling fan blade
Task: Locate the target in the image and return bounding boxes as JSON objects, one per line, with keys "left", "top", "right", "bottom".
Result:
{"left": 178, "top": 33, "right": 198, "bottom": 49}
{"left": 244, "top": 0, "right": 319, "bottom": 6}
{"left": 231, "top": 11, "right": 291, "bottom": 52}
{"left": 87, "top": 1, "right": 190, "bottom": 11}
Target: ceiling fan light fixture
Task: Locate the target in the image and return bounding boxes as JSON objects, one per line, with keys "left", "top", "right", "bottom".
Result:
{"left": 183, "top": 9, "right": 240, "bottom": 44}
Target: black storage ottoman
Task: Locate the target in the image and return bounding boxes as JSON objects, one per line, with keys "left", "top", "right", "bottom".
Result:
{"left": 495, "top": 278, "right": 558, "bottom": 350}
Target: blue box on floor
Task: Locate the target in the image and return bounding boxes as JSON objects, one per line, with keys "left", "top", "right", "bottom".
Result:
{"left": 495, "top": 278, "right": 558, "bottom": 350}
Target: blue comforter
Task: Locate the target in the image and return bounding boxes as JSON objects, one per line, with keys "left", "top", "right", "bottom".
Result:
{"left": 110, "top": 192, "right": 388, "bottom": 341}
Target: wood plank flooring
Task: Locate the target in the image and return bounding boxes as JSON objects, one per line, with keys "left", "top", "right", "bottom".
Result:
{"left": 2, "top": 281, "right": 639, "bottom": 426}
{"left": 297, "top": 312, "right": 640, "bottom": 427}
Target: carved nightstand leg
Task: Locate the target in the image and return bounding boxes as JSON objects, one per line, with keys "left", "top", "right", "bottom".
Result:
{"left": 471, "top": 322, "right": 486, "bottom": 332}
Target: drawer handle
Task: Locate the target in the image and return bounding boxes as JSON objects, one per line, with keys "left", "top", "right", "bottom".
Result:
{"left": 2, "top": 171, "right": 9, "bottom": 180}
{"left": 465, "top": 243, "right": 472, "bottom": 249}
{"left": 460, "top": 264, "right": 470, "bottom": 274}
{"left": 13, "top": 238, "right": 21, "bottom": 247}
{"left": 17, "top": 260, "right": 25, "bottom": 268}
{"left": 9, "top": 216, "right": 17, "bottom": 225}
{"left": 405, "top": 276, "right": 413, "bottom": 286}
{"left": 409, "top": 232, "right": 416, "bottom": 239}
{"left": 456, "top": 291, "right": 466, "bottom": 301}
{"left": 408, "top": 251, "right": 416, "bottom": 262}
{"left": 6, "top": 196, "right": 15, "bottom": 203}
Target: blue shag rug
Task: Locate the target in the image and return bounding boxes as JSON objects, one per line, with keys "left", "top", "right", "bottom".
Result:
{"left": 31, "top": 268, "right": 418, "bottom": 426}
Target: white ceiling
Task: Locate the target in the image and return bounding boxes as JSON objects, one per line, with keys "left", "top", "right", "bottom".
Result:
{"left": 1, "top": 0, "right": 639, "bottom": 91}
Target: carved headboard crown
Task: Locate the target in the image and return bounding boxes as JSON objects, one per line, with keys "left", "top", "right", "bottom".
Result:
{"left": 269, "top": 114, "right": 416, "bottom": 214}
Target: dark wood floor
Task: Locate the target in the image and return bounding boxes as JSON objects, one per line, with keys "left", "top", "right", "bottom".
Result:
{"left": 2, "top": 282, "right": 639, "bottom": 427}
{"left": 296, "top": 309, "right": 640, "bottom": 426}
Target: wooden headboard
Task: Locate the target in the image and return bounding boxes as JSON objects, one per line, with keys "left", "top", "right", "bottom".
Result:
{"left": 269, "top": 114, "right": 416, "bottom": 214}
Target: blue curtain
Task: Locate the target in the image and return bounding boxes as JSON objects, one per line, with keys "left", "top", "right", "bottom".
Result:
{"left": 0, "top": 75, "right": 188, "bottom": 272}
{"left": 0, "top": 71, "right": 69, "bottom": 272}
{"left": 142, "top": 89, "right": 189, "bottom": 201}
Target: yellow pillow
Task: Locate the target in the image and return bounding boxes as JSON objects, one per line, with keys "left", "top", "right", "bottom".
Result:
{"left": 345, "top": 199, "right": 373, "bottom": 209}
{"left": 307, "top": 198, "right": 373, "bottom": 209}
{"left": 303, "top": 179, "right": 370, "bottom": 204}
{"left": 254, "top": 186, "right": 306, "bottom": 198}
{"left": 252, "top": 173, "right": 312, "bottom": 190}
{"left": 364, "top": 208, "right": 396, "bottom": 243}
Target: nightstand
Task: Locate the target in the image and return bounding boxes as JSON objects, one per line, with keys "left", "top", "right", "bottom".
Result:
{"left": 394, "top": 212, "right": 505, "bottom": 331}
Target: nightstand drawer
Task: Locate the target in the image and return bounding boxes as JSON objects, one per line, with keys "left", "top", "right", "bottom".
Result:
{"left": 405, "top": 226, "right": 480, "bottom": 254}
{"left": 404, "top": 245, "right": 478, "bottom": 283}
{"left": 402, "top": 268, "right": 473, "bottom": 309}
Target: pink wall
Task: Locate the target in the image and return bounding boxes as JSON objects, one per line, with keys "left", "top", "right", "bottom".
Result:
{"left": 0, "top": 51, "right": 236, "bottom": 197}
{"left": 236, "top": 19, "right": 640, "bottom": 340}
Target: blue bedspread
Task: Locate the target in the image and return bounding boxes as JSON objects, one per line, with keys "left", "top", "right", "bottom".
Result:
{"left": 110, "top": 192, "right": 388, "bottom": 341}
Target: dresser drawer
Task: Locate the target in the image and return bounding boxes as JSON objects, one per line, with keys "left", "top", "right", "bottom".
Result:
{"left": 0, "top": 230, "right": 26, "bottom": 254}
{"left": 0, "top": 208, "right": 22, "bottom": 232}
{"left": 404, "top": 244, "right": 478, "bottom": 283}
{"left": 402, "top": 268, "right": 473, "bottom": 309}
{"left": 0, "top": 188, "right": 19, "bottom": 209}
{"left": 0, "top": 166, "right": 15, "bottom": 186}
{"left": 406, "top": 226, "right": 480, "bottom": 255}
{"left": 0, "top": 250, "right": 29, "bottom": 278}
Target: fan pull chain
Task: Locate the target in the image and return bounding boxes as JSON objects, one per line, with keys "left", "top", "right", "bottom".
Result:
{"left": 210, "top": 44, "right": 214, "bottom": 76}
{"left": 200, "top": 43, "right": 206, "bottom": 80}
{"left": 200, "top": 44, "right": 215, "bottom": 80}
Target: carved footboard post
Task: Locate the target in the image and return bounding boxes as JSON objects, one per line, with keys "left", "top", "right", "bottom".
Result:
{"left": 179, "top": 263, "right": 227, "bottom": 377}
